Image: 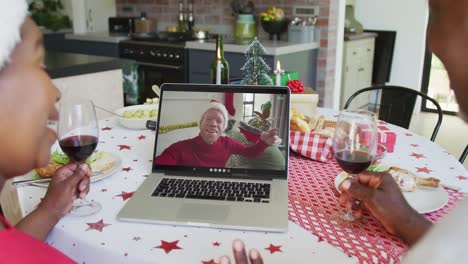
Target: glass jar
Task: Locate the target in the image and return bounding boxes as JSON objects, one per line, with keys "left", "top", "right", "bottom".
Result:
{"left": 235, "top": 14, "right": 256, "bottom": 44}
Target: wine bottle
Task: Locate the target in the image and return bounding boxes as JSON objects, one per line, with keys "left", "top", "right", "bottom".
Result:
{"left": 187, "top": 0, "right": 194, "bottom": 32}
{"left": 210, "top": 35, "right": 230, "bottom": 84}
{"left": 177, "top": 0, "right": 185, "bottom": 32}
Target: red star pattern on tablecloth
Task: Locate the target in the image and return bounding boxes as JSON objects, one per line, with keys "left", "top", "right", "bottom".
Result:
{"left": 201, "top": 259, "right": 217, "bottom": 264}
{"left": 212, "top": 241, "right": 220, "bottom": 247}
{"left": 265, "top": 244, "right": 282, "bottom": 254}
{"left": 416, "top": 166, "right": 432, "bottom": 174}
{"left": 137, "top": 135, "right": 146, "bottom": 140}
{"left": 457, "top": 175, "right": 468, "bottom": 180}
{"left": 153, "top": 240, "right": 182, "bottom": 254}
{"left": 410, "top": 153, "right": 426, "bottom": 159}
{"left": 101, "top": 188, "right": 107, "bottom": 192}
{"left": 410, "top": 144, "right": 420, "bottom": 147}
{"left": 115, "top": 191, "right": 135, "bottom": 201}
{"left": 405, "top": 133, "right": 413, "bottom": 136}
{"left": 122, "top": 167, "right": 132, "bottom": 172}
{"left": 133, "top": 236, "right": 141, "bottom": 241}
{"left": 86, "top": 219, "right": 111, "bottom": 232}
{"left": 117, "top": 145, "right": 131, "bottom": 150}
{"left": 133, "top": 159, "right": 138, "bottom": 162}
{"left": 101, "top": 127, "right": 112, "bottom": 131}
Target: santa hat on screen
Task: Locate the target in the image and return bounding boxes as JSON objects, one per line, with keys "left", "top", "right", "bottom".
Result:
{"left": 0, "top": 0, "right": 28, "bottom": 71}
{"left": 201, "top": 99, "right": 229, "bottom": 128}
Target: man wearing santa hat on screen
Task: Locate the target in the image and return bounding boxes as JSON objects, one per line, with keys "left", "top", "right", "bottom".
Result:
{"left": 155, "top": 99, "right": 279, "bottom": 167}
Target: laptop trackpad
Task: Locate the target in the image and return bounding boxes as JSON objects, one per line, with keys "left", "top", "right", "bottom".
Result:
{"left": 177, "top": 203, "right": 230, "bottom": 221}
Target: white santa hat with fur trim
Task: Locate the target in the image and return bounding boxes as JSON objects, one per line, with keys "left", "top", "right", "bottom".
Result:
{"left": 0, "top": 0, "right": 29, "bottom": 70}
{"left": 201, "top": 99, "right": 229, "bottom": 128}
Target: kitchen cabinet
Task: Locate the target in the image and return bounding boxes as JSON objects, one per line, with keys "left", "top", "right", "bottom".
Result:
{"left": 44, "top": 33, "right": 120, "bottom": 57}
{"left": 340, "top": 35, "right": 376, "bottom": 109}
{"left": 187, "top": 48, "right": 318, "bottom": 87}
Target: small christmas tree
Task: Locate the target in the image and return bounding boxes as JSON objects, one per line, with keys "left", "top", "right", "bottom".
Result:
{"left": 240, "top": 37, "right": 273, "bottom": 85}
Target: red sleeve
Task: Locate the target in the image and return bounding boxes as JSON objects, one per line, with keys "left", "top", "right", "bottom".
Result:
{"left": 226, "top": 137, "right": 270, "bottom": 158}
{"left": 155, "top": 143, "right": 181, "bottom": 165}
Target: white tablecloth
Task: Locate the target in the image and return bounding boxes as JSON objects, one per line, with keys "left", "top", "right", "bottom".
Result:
{"left": 15, "top": 117, "right": 354, "bottom": 264}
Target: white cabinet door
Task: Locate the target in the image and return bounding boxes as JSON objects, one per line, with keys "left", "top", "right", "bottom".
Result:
{"left": 70, "top": 0, "right": 116, "bottom": 33}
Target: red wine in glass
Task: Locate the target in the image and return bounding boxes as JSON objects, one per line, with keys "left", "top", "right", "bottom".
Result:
{"left": 332, "top": 109, "right": 378, "bottom": 222}
{"left": 59, "top": 135, "right": 98, "bottom": 162}
{"left": 57, "top": 97, "right": 101, "bottom": 216}
{"left": 335, "top": 150, "right": 373, "bottom": 174}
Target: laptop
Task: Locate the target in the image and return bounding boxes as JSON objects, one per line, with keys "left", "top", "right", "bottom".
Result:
{"left": 118, "top": 83, "right": 290, "bottom": 232}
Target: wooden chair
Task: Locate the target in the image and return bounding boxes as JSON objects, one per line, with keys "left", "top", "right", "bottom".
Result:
{"left": 344, "top": 85, "right": 443, "bottom": 142}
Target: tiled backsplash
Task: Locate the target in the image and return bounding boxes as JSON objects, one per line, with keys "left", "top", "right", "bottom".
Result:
{"left": 116, "top": 0, "right": 339, "bottom": 107}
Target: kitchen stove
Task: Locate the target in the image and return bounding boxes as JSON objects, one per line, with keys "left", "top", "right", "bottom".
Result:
{"left": 119, "top": 32, "right": 196, "bottom": 104}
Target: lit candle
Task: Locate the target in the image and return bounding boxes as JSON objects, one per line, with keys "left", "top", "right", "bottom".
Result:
{"left": 275, "top": 60, "right": 284, "bottom": 86}
{"left": 216, "top": 60, "right": 222, "bottom": 84}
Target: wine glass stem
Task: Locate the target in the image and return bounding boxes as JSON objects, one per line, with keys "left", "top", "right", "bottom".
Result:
{"left": 343, "top": 174, "right": 363, "bottom": 221}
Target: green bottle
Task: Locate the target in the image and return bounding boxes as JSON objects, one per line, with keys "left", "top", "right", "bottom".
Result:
{"left": 210, "top": 35, "right": 230, "bottom": 84}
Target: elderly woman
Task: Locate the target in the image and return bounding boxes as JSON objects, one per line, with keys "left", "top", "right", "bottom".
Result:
{"left": 0, "top": 1, "right": 262, "bottom": 263}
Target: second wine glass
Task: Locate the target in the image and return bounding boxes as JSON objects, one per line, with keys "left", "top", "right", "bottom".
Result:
{"left": 57, "top": 97, "right": 101, "bottom": 216}
{"left": 333, "top": 109, "right": 378, "bottom": 222}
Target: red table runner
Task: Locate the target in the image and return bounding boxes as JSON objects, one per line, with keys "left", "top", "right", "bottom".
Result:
{"left": 287, "top": 152, "right": 465, "bottom": 263}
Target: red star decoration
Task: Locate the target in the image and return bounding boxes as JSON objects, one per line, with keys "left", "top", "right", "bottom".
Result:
{"left": 101, "top": 188, "right": 107, "bottom": 192}
{"left": 115, "top": 191, "right": 135, "bottom": 201}
{"left": 405, "top": 133, "right": 413, "bottom": 136}
{"left": 101, "top": 127, "right": 112, "bottom": 131}
{"left": 212, "top": 241, "right": 220, "bottom": 247}
{"left": 457, "top": 176, "right": 468, "bottom": 180}
{"left": 265, "top": 244, "right": 282, "bottom": 254}
{"left": 416, "top": 167, "right": 432, "bottom": 174}
{"left": 122, "top": 167, "right": 132, "bottom": 172}
{"left": 202, "top": 260, "right": 217, "bottom": 264}
{"left": 133, "top": 159, "right": 138, "bottom": 162}
{"left": 86, "top": 219, "right": 111, "bottom": 232}
{"left": 137, "top": 135, "right": 146, "bottom": 140}
{"left": 117, "top": 145, "right": 131, "bottom": 150}
{"left": 410, "top": 153, "right": 426, "bottom": 159}
{"left": 124, "top": 253, "right": 128, "bottom": 257}
{"left": 153, "top": 240, "right": 182, "bottom": 254}
{"left": 410, "top": 144, "right": 420, "bottom": 147}
{"left": 133, "top": 236, "right": 141, "bottom": 241}
{"left": 318, "top": 237, "right": 324, "bottom": 242}
{"left": 142, "top": 174, "right": 149, "bottom": 177}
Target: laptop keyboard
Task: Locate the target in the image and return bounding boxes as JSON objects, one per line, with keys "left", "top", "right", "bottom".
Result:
{"left": 151, "top": 178, "right": 271, "bottom": 203}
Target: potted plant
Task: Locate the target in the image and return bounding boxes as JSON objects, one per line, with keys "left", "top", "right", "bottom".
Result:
{"left": 230, "top": 0, "right": 256, "bottom": 44}
{"left": 29, "top": 0, "right": 71, "bottom": 32}
{"left": 259, "top": 6, "right": 289, "bottom": 40}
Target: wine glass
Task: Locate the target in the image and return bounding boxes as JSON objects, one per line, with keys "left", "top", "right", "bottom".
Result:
{"left": 333, "top": 109, "right": 378, "bottom": 222}
{"left": 57, "top": 96, "right": 101, "bottom": 216}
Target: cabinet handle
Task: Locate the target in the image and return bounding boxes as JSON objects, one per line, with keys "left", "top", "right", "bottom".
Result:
{"left": 358, "top": 67, "right": 365, "bottom": 72}
{"left": 367, "top": 48, "right": 372, "bottom": 52}
{"left": 353, "top": 51, "right": 357, "bottom": 55}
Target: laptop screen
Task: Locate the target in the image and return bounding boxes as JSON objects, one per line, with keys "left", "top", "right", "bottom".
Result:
{"left": 152, "top": 84, "right": 290, "bottom": 178}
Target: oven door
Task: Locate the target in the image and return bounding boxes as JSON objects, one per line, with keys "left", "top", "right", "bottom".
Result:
{"left": 137, "top": 62, "right": 186, "bottom": 104}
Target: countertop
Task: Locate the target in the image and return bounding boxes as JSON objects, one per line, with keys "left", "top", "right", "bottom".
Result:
{"left": 65, "top": 32, "right": 129, "bottom": 43}
{"left": 45, "top": 51, "right": 127, "bottom": 79}
{"left": 185, "top": 39, "right": 320, "bottom": 55}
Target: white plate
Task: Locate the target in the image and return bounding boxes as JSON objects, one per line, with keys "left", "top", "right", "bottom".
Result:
{"left": 31, "top": 152, "right": 122, "bottom": 187}
{"left": 334, "top": 171, "right": 449, "bottom": 214}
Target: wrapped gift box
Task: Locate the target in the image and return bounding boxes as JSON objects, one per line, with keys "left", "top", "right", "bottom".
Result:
{"left": 268, "top": 71, "right": 299, "bottom": 86}
{"left": 378, "top": 125, "right": 396, "bottom": 153}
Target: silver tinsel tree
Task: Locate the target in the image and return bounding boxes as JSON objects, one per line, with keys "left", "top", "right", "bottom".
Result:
{"left": 240, "top": 37, "right": 273, "bottom": 85}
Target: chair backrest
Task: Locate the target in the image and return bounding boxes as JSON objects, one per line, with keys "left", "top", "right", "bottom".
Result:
{"left": 344, "top": 85, "right": 443, "bottom": 142}
{"left": 460, "top": 145, "right": 468, "bottom": 163}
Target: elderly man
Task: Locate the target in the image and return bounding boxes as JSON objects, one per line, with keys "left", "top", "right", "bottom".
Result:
{"left": 156, "top": 100, "right": 278, "bottom": 167}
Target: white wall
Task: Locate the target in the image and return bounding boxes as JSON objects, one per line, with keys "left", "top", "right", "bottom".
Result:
{"left": 354, "top": 0, "right": 429, "bottom": 92}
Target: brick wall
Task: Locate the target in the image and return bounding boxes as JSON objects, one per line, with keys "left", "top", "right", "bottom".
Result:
{"left": 117, "top": 0, "right": 339, "bottom": 107}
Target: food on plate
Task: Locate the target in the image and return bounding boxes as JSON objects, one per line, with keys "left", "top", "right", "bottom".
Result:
{"left": 122, "top": 109, "right": 158, "bottom": 119}
{"left": 90, "top": 152, "right": 115, "bottom": 172}
{"left": 35, "top": 150, "right": 115, "bottom": 178}
{"left": 389, "top": 166, "right": 440, "bottom": 192}
{"left": 290, "top": 108, "right": 335, "bottom": 136}
{"left": 36, "top": 162, "right": 63, "bottom": 178}
{"left": 144, "top": 97, "right": 159, "bottom": 105}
